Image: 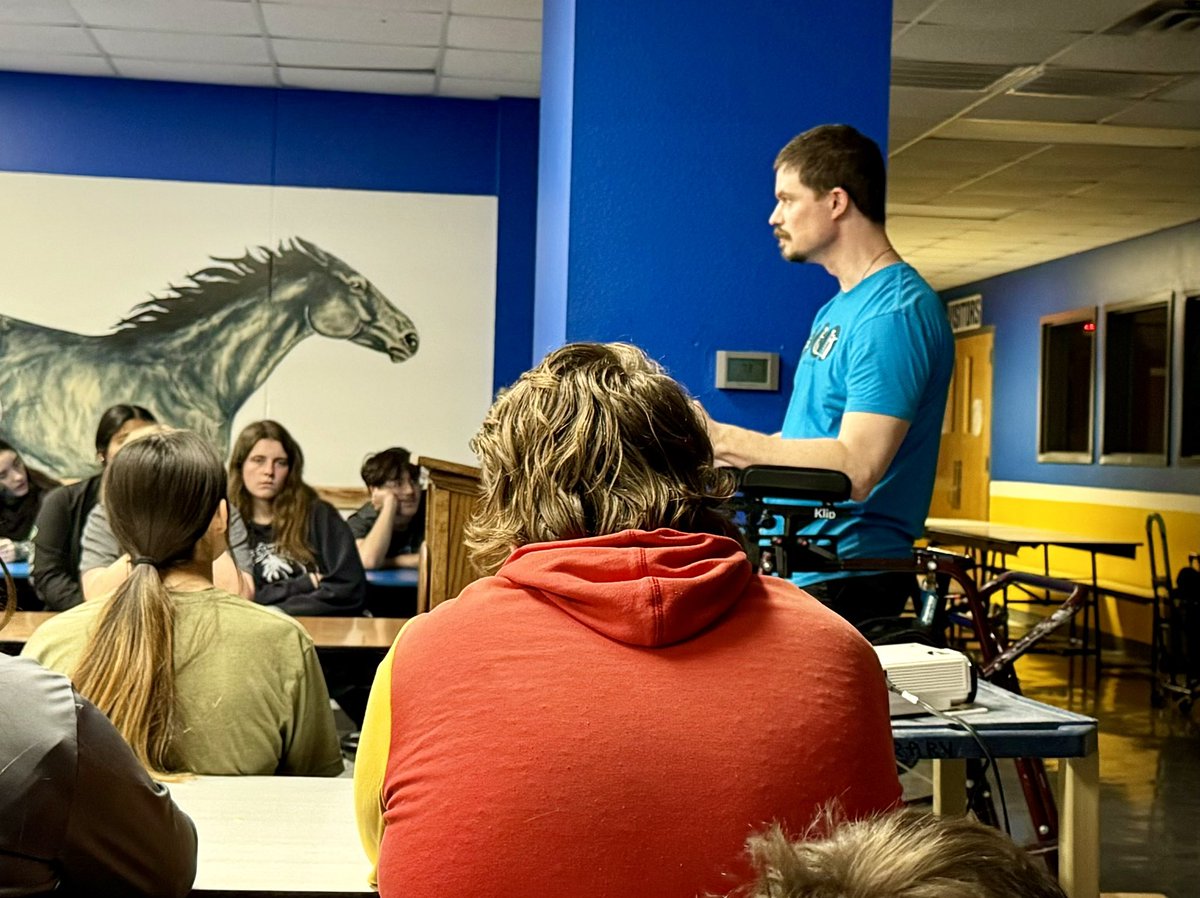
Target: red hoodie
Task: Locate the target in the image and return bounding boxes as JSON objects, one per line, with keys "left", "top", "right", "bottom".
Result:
{"left": 356, "top": 528, "right": 901, "bottom": 898}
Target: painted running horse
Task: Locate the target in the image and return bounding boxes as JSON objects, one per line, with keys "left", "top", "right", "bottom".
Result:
{"left": 0, "top": 238, "right": 419, "bottom": 478}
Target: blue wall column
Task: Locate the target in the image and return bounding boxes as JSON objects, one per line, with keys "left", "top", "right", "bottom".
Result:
{"left": 534, "top": 0, "right": 893, "bottom": 432}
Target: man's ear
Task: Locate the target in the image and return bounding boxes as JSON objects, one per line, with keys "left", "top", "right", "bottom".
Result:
{"left": 828, "top": 186, "right": 851, "bottom": 220}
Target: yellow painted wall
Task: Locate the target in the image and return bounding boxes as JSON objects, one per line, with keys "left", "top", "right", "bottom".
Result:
{"left": 987, "top": 492, "right": 1200, "bottom": 646}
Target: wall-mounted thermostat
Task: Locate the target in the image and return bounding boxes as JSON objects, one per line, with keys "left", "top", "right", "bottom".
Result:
{"left": 715, "top": 350, "right": 780, "bottom": 391}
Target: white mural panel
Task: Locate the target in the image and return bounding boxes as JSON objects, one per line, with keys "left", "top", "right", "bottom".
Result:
{"left": 0, "top": 171, "right": 496, "bottom": 485}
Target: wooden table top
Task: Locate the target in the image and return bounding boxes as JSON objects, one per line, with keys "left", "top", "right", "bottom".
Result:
{"left": 925, "top": 517, "right": 1140, "bottom": 559}
{"left": 1, "top": 610, "right": 406, "bottom": 650}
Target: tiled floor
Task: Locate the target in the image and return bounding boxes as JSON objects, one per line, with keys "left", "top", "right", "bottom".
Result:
{"left": 1014, "top": 652, "right": 1200, "bottom": 898}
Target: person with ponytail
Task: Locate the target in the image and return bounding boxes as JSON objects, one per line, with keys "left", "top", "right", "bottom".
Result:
{"left": 229, "top": 420, "right": 366, "bottom": 616}
{"left": 22, "top": 429, "right": 343, "bottom": 777}
{"left": 0, "top": 545, "right": 197, "bottom": 895}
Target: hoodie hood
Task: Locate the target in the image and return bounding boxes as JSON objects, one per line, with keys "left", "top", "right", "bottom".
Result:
{"left": 497, "top": 528, "right": 752, "bottom": 647}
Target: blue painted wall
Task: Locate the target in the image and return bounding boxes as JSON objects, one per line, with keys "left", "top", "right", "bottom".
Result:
{"left": 536, "top": 0, "right": 893, "bottom": 434}
{"left": 0, "top": 70, "right": 538, "bottom": 391}
{"left": 944, "top": 219, "right": 1200, "bottom": 494}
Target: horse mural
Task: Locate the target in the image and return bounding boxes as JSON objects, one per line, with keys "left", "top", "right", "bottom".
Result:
{"left": 0, "top": 238, "right": 419, "bottom": 479}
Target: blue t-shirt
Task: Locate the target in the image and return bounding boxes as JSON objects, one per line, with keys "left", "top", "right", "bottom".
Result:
{"left": 780, "top": 262, "right": 953, "bottom": 585}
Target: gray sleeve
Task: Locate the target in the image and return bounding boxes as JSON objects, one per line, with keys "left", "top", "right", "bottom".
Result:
{"left": 346, "top": 503, "right": 376, "bottom": 539}
{"left": 59, "top": 696, "right": 198, "bottom": 896}
{"left": 78, "top": 504, "right": 120, "bottom": 574}
{"left": 227, "top": 505, "right": 253, "bottom": 572}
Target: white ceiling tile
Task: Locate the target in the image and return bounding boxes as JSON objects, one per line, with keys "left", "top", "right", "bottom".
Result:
{"left": 261, "top": 4, "right": 443, "bottom": 44}
{"left": 450, "top": 0, "right": 539, "bottom": 19}
{"left": 271, "top": 38, "right": 437, "bottom": 69}
{"left": 1161, "top": 75, "right": 1200, "bottom": 103}
{"left": 113, "top": 58, "right": 276, "bottom": 86}
{"left": 972, "top": 93, "right": 1131, "bottom": 124}
{"left": 94, "top": 29, "right": 270, "bottom": 64}
{"left": 0, "top": 51, "right": 112, "bottom": 76}
{"left": 1107, "top": 100, "right": 1200, "bottom": 130}
{"left": 269, "top": 0, "right": 447, "bottom": 9}
{"left": 890, "top": 85, "right": 978, "bottom": 120}
{"left": 915, "top": 0, "right": 1148, "bottom": 32}
{"left": 280, "top": 66, "right": 436, "bottom": 93}
{"left": 893, "top": 0, "right": 937, "bottom": 23}
{"left": 447, "top": 14, "right": 539, "bottom": 52}
{"left": 71, "top": 0, "right": 260, "bottom": 34}
{"left": 0, "top": 23, "right": 96, "bottom": 54}
{"left": 1055, "top": 34, "right": 1200, "bottom": 74}
{"left": 0, "top": 0, "right": 77, "bottom": 25}
{"left": 441, "top": 47, "right": 537, "bottom": 81}
{"left": 438, "top": 75, "right": 538, "bottom": 98}
{"left": 892, "top": 23, "right": 1078, "bottom": 65}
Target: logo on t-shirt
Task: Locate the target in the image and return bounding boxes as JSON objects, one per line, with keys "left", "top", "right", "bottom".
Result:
{"left": 252, "top": 542, "right": 299, "bottom": 582}
{"left": 805, "top": 324, "right": 841, "bottom": 361}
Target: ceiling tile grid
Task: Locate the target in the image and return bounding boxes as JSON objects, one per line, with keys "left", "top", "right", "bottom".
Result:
{"left": 0, "top": 0, "right": 1195, "bottom": 287}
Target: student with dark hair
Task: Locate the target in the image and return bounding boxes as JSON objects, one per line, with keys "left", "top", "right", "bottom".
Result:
{"left": 31, "top": 404, "right": 157, "bottom": 610}
{"left": 78, "top": 426, "right": 255, "bottom": 601}
{"left": 1, "top": 551, "right": 198, "bottom": 896}
{"left": 348, "top": 447, "right": 425, "bottom": 570}
{"left": 229, "top": 420, "right": 365, "bottom": 616}
{"left": 741, "top": 810, "right": 1067, "bottom": 898}
{"left": 354, "top": 342, "right": 900, "bottom": 898}
{"left": 0, "top": 438, "right": 58, "bottom": 563}
{"left": 22, "top": 429, "right": 342, "bottom": 777}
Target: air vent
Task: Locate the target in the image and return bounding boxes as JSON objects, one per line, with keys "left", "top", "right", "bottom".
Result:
{"left": 1012, "top": 68, "right": 1180, "bottom": 99}
{"left": 1104, "top": 0, "right": 1200, "bottom": 34}
{"left": 892, "top": 58, "right": 1015, "bottom": 91}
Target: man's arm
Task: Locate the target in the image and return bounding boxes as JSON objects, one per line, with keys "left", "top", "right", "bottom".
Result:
{"left": 705, "top": 410, "right": 909, "bottom": 503}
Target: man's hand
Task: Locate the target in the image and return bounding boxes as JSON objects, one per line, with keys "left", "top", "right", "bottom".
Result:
{"left": 0, "top": 538, "right": 14, "bottom": 564}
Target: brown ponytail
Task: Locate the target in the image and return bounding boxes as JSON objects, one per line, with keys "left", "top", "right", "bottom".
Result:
{"left": 71, "top": 430, "right": 225, "bottom": 775}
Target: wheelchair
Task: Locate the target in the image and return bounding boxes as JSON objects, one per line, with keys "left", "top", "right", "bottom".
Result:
{"left": 731, "top": 465, "right": 1092, "bottom": 870}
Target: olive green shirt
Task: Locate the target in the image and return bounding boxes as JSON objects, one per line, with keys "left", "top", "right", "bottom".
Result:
{"left": 23, "top": 588, "right": 344, "bottom": 777}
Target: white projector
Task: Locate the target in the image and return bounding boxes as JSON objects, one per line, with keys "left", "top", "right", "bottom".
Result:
{"left": 873, "top": 643, "right": 975, "bottom": 717}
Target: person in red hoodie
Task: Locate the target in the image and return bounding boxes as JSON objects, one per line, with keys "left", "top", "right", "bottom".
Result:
{"left": 353, "top": 342, "right": 901, "bottom": 898}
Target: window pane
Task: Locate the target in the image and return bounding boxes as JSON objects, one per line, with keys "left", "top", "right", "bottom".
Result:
{"left": 1039, "top": 312, "right": 1095, "bottom": 459}
{"left": 1182, "top": 295, "right": 1200, "bottom": 460}
{"left": 1103, "top": 301, "right": 1169, "bottom": 459}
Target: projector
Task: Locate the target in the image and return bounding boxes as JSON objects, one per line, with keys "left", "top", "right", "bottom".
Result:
{"left": 873, "top": 643, "right": 975, "bottom": 717}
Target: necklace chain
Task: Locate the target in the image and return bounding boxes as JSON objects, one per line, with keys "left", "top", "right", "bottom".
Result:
{"left": 858, "top": 247, "right": 895, "bottom": 285}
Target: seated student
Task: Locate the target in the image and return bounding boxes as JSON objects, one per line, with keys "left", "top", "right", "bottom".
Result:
{"left": 353, "top": 342, "right": 901, "bottom": 898}
{"left": 348, "top": 447, "right": 425, "bottom": 570}
{"left": 0, "top": 554, "right": 197, "bottom": 896}
{"left": 78, "top": 424, "right": 255, "bottom": 600}
{"left": 0, "top": 439, "right": 58, "bottom": 563}
{"left": 22, "top": 429, "right": 343, "bottom": 777}
{"left": 31, "top": 404, "right": 156, "bottom": 610}
{"left": 229, "top": 420, "right": 365, "bottom": 616}
{"left": 741, "top": 810, "right": 1067, "bottom": 898}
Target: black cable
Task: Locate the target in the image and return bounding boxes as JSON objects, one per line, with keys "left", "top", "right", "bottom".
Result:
{"left": 886, "top": 676, "right": 1011, "bottom": 836}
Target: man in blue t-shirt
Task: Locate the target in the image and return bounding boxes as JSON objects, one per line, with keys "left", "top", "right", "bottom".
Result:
{"left": 704, "top": 124, "right": 954, "bottom": 626}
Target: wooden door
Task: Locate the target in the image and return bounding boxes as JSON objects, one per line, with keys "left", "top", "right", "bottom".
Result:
{"left": 929, "top": 329, "right": 993, "bottom": 520}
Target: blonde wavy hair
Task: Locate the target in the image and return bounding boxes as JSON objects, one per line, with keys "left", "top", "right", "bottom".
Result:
{"left": 465, "top": 342, "right": 738, "bottom": 575}
{"left": 741, "top": 810, "right": 1066, "bottom": 898}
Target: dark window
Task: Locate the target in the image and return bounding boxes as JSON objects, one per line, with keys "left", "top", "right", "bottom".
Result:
{"left": 1039, "top": 308, "right": 1095, "bottom": 463}
{"left": 1102, "top": 295, "right": 1171, "bottom": 465}
{"left": 1181, "top": 294, "right": 1200, "bottom": 463}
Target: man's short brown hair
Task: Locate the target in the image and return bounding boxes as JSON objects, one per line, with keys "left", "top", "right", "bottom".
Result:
{"left": 775, "top": 124, "right": 887, "bottom": 224}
